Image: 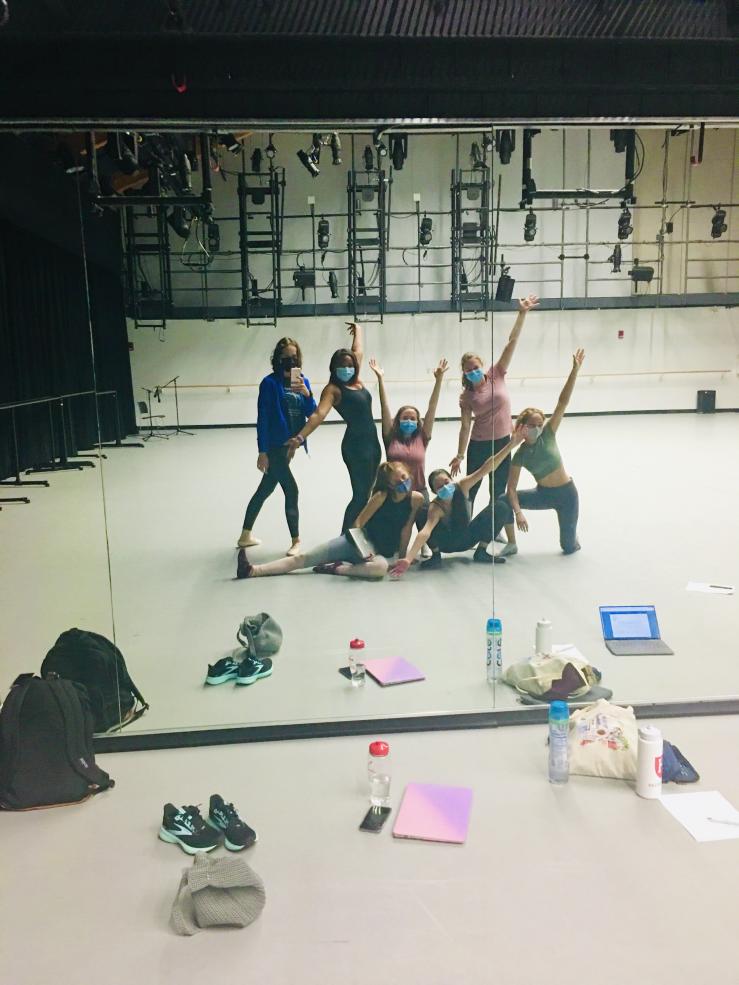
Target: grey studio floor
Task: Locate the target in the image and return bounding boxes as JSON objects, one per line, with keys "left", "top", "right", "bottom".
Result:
{"left": 1, "top": 416, "right": 738, "bottom": 734}
{"left": 2, "top": 716, "right": 739, "bottom": 985}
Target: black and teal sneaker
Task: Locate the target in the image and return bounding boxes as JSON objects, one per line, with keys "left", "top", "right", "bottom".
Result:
{"left": 158, "top": 804, "right": 222, "bottom": 855}
{"left": 205, "top": 656, "right": 241, "bottom": 685}
{"left": 235, "top": 655, "right": 272, "bottom": 686}
{"left": 207, "top": 794, "right": 257, "bottom": 851}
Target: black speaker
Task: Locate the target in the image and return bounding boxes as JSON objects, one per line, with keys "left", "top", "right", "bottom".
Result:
{"left": 696, "top": 390, "right": 716, "bottom": 413}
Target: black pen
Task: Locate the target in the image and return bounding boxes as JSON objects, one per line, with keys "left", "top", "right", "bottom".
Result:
{"left": 709, "top": 584, "right": 733, "bottom": 590}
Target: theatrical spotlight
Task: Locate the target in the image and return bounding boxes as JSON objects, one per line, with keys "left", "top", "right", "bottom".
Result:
{"left": 363, "top": 145, "right": 374, "bottom": 172}
{"left": 617, "top": 206, "right": 633, "bottom": 241}
{"left": 373, "top": 129, "right": 388, "bottom": 158}
{"left": 265, "top": 134, "right": 277, "bottom": 161}
{"left": 495, "top": 129, "right": 515, "bottom": 165}
{"left": 495, "top": 262, "right": 515, "bottom": 302}
{"left": 293, "top": 265, "right": 315, "bottom": 300}
{"left": 608, "top": 244, "right": 622, "bottom": 273}
{"left": 711, "top": 207, "right": 728, "bottom": 239}
{"left": 167, "top": 205, "right": 192, "bottom": 239}
{"left": 328, "top": 270, "right": 339, "bottom": 298}
{"left": 419, "top": 215, "right": 433, "bottom": 247}
{"left": 207, "top": 221, "right": 220, "bottom": 252}
{"left": 628, "top": 260, "right": 654, "bottom": 292}
{"left": 390, "top": 134, "right": 408, "bottom": 170}
{"left": 482, "top": 133, "right": 494, "bottom": 153}
{"left": 470, "top": 142, "right": 484, "bottom": 169}
{"left": 524, "top": 210, "right": 537, "bottom": 242}
{"left": 317, "top": 218, "right": 330, "bottom": 251}
{"left": 297, "top": 144, "right": 320, "bottom": 178}
{"left": 251, "top": 148, "right": 263, "bottom": 173}
{"left": 329, "top": 132, "right": 342, "bottom": 165}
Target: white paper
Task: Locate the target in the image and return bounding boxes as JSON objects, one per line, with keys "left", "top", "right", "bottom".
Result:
{"left": 686, "top": 581, "right": 734, "bottom": 595}
{"left": 661, "top": 791, "right": 739, "bottom": 842}
{"left": 551, "top": 643, "right": 590, "bottom": 666}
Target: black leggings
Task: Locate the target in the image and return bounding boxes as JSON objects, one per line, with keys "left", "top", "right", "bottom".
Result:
{"left": 429, "top": 501, "right": 508, "bottom": 554}
{"left": 243, "top": 446, "right": 300, "bottom": 538}
{"left": 467, "top": 436, "right": 512, "bottom": 508}
{"left": 341, "top": 433, "right": 382, "bottom": 532}
{"left": 494, "top": 480, "right": 580, "bottom": 554}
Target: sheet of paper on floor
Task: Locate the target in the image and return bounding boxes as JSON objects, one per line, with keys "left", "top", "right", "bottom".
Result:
{"left": 685, "top": 581, "right": 735, "bottom": 595}
{"left": 661, "top": 791, "right": 739, "bottom": 842}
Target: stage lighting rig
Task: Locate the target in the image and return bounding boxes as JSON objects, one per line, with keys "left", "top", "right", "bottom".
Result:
{"left": 608, "top": 244, "right": 622, "bottom": 273}
{"left": 293, "top": 265, "right": 315, "bottom": 299}
{"left": 711, "top": 207, "right": 727, "bottom": 239}
{"left": 390, "top": 134, "right": 408, "bottom": 170}
{"left": 373, "top": 130, "right": 388, "bottom": 159}
{"left": 419, "top": 215, "right": 433, "bottom": 247}
{"left": 482, "top": 133, "right": 494, "bottom": 153}
{"left": 329, "top": 133, "right": 342, "bottom": 165}
{"left": 495, "top": 262, "right": 515, "bottom": 302}
{"left": 297, "top": 134, "right": 322, "bottom": 177}
{"left": 617, "top": 206, "right": 633, "bottom": 240}
{"left": 495, "top": 129, "right": 515, "bottom": 165}
{"left": 328, "top": 270, "right": 339, "bottom": 298}
{"left": 251, "top": 148, "right": 263, "bottom": 174}
{"left": 265, "top": 134, "right": 277, "bottom": 161}
{"left": 470, "top": 142, "right": 484, "bottom": 170}
{"left": 628, "top": 260, "right": 654, "bottom": 292}
{"left": 363, "top": 145, "right": 375, "bottom": 172}
{"left": 523, "top": 210, "right": 537, "bottom": 242}
{"left": 317, "top": 218, "right": 330, "bottom": 251}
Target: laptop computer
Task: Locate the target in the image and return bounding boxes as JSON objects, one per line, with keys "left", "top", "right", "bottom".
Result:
{"left": 599, "top": 605, "right": 674, "bottom": 656}
{"left": 392, "top": 783, "right": 473, "bottom": 845}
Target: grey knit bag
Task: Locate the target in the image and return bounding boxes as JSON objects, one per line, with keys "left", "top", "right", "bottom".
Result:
{"left": 170, "top": 854, "right": 266, "bottom": 936}
{"left": 236, "top": 613, "right": 283, "bottom": 659}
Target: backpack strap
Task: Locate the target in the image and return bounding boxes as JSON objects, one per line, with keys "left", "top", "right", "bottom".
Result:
{"left": 236, "top": 623, "right": 256, "bottom": 656}
{"left": 46, "top": 679, "right": 114, "bottom": 793}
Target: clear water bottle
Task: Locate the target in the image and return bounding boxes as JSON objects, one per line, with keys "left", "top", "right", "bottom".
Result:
{"left": 486, "top": 618, "right": 502, "bottom": 683}
{"left": 368, "top": 740, "right": 391, "bottom": 807}
{"left": 348, "top": 638, "right": 366, "bottom": 687}
{"left": 548, "top": 701, "right": 570, "bottom": 785}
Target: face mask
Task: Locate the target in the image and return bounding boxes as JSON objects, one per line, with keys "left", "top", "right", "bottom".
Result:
{"left": 465, "top": 368, "right": 485, "bottom": 385}
{"left": 525, "top": 424, "right": 543, "bottom": 443}
{"left": 399, "top": 420, "right": 418, "bottom": 437}
{"left": 280, "top": 355, "right": 299, "bottom": 371}
{"left": 336, "top": 366, "right": 355, "bottom": 383}
{"left": 394, "top": 477, "right": 412, "bottom": 495}
{"left": 436, "top": 482, "right": 456, "bottom": 501}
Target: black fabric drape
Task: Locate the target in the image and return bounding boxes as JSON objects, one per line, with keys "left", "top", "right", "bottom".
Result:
{"left": 0, "top": 217, "right": 135, "bottom": 481}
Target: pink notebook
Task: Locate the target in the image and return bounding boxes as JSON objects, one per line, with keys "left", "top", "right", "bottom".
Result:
{"left": 363, "top": 657, "right": 425, "bottom": 687}
{"left": 392, "top": 783, "right": 473, "bottom": 844}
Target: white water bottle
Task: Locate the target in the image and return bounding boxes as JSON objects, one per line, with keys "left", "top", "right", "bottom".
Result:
{"left": 636, "top": 725, "right": 663, "bottom": 799}
{"left": 486, "top": 618, "right": 502, "bottom": 683}
{"left": 536, "top": 618, "right": 552, "bottom": 656}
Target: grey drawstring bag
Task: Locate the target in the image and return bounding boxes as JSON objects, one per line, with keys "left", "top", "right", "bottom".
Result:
{"left": 170, "top": 854, "right": 266, "bottom": 936}
{"left": 237, "top": 613, "right": 283, "bottom": 660}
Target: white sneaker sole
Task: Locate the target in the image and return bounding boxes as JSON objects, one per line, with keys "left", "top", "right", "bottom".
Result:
{"left": 158, "top": 826, "right": 219, "bottom": 855}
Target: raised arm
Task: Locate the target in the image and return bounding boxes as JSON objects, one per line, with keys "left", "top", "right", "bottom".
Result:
{"left": 496, "top": 295, "right": 539, "bottom": 372}
{"left": 353, "top": 490, "right": 386, "bottom": 530}
{"left": 347, "top": 321, "right": 364, "bottom": 369}
{"left": 285, "top": 383, "right": 337, "bottom": 455}
{"left": 457, "top": 426, "right": 526, "bottom": 496}
{"left": 422, "top": 358, "right": 448, "bottom": 441}
{"left": 369, "top": 359, "right": 393, "bottom": 444}
{"left": 548, "top": 348, "right": 585, "bottom": 433}
{"left": 390, "top": 503, "right": 444, "bottom": 577}
{"left": 449, "top": 403, "right": 473, "bottom": 476}
{"left": 506, "top": 464, "right": 528, "bottom": 533}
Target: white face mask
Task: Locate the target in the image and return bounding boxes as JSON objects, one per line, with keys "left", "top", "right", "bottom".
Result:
{"left": 525, "top": 424, "right": 543, "bottom": 443}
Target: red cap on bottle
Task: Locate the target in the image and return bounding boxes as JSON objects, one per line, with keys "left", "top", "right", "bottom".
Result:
{"left": 350, "top": 638, "right": 365, "bottom": 650}
{"left": 369, "top": 740, "right": 389, "bottom": 757}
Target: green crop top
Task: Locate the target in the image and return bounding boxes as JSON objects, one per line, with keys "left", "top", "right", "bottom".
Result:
{"left": 512, "top": 422, "right": 563, "bottom": 481}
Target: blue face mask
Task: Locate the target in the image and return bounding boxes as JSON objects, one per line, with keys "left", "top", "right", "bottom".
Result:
{"left": 465, "top": 368, "right": 485, "bottom": 385}
{"left": 399, "top": 420, "right": 418, "bottom": 437}
{"left": 394, "top": 477, "right": 412, "bottom": 495}
{"left": 436, "top": 481, "right": 456, "bottom": 501}
{"left": 335, "top": 366, "right": 355, "bottom": 383}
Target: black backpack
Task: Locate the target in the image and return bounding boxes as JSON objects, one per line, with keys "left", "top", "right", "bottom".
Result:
{"left": 41, "top": 629, "right": 148, "bottom": 733}
{"left": 0, "top": 674, "right": 114, "bottom": 810}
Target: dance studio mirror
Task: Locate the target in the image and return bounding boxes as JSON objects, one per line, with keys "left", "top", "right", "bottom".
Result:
{"left": 70, "top": 122, "right": 738, "bottom": 740}
{"left": 0, "top": 131, "right": 117, "bottom": 711}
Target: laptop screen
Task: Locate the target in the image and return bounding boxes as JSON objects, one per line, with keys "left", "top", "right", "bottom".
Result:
{"left": 600, "top": 605, "right": 660, "bottom": 641}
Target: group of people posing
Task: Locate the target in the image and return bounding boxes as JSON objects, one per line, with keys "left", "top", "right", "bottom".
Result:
{"left": 236, "top": 295, "right": 584, "bottom": 582}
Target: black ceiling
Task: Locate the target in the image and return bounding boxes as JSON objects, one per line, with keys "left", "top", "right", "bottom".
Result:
{"left": 0, "top": 1, "right": 737, "bottom": 124}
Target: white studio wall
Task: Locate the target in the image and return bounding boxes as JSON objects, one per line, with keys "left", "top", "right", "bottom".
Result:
{"left": 128, "top": 304, "right": 739, "bottom": 427}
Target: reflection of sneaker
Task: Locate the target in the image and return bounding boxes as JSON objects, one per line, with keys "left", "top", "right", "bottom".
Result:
{"left": 207, "top": 795, "right": 257, "bottom": 851}
{"left": 473, "top": 546, "right": 493, "bottom": 564}
{"left": 421, "top": 552, "right": 442, "bottom": 571}
{"left": 420, "top": 544, "right": 432, "bottom": 559}
{"left": 237, "top": 549, "right": 254, "bottom": 579}
{"left": 159, "top": 804, "right": 221, "bottom": 855}
{"left": 499, "top": 543, "right": 518, "bottom": 557}
{"left": 236, "top": 656, "right": 273, "bottom": 686}
{"left": 205, "top": 656, "right": 241, "bottom": 685}
{"left": 237, "top": 530, "right": 261, "bottom": 549}
{"left": 494, "top": 533, "right": 506, "bottom": 544}
{"left": 312, "top": 561, "right": 343, "bottom": 575}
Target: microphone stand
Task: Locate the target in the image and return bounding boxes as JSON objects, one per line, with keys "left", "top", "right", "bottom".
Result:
{"left": 159, "top": 376, "right": 194, "bottom": 437}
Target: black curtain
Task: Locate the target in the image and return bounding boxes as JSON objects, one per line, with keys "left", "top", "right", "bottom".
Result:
{"left": 0, "top": 216, "right": 135, "bottom": 481}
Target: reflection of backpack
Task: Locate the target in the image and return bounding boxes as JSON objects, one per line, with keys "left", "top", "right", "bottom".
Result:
{"left": 502, "top": 652, "right": 601, "bottom": 701}
{"left": 41, "top": 629, "right": 148, "bottom": 733}
{"left": 236, "top": 614, "right": 283, "bottom": 660}
{"left": 0, "top": 674, "right": 114, "bottom": 810}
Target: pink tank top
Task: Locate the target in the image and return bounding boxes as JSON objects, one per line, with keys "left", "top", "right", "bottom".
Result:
{"left": 385, "top": 430, "right": 429, "bottom": 492}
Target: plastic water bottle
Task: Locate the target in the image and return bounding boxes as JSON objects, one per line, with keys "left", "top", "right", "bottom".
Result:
{"left": 368, "top": 740, "right": 391, "bottom": 807}
{"left": 348, "top": 638, "right": 366, "bottom": 687}
{"left": 486, "top": 618, "right": 502, "bottom": 683}
{"left": 548, "top": 701, "right": 570, "bottom": 785}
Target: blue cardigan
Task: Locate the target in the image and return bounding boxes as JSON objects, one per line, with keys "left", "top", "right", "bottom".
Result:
{"left": 256, "top": 372, "right": 317, "bottom": 453}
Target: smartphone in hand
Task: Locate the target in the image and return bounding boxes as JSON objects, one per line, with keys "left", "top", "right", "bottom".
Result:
{"left": 290, "top": 367, "right": 302, "bottom": 387}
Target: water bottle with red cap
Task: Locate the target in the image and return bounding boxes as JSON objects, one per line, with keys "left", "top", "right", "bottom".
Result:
{"left": 348, "top": 638, "right": 366, "bottom": 687}
{"left": 368, "top": 740, "right": 391, "bottom": 807}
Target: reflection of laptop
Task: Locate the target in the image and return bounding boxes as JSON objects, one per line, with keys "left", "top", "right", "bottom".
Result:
{"left": 392, "top": 783, "right": 473, "bottom": 844}
{"left": 599, "top": 605, "right": 674, "bottom": 655}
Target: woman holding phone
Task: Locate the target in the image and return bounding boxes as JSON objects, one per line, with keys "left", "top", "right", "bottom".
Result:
{"left": 237, "top": 337, "right": 316, "bottom": 556}
{"left": 286, "top": 322, "right": 382, "bottom": 532}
